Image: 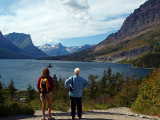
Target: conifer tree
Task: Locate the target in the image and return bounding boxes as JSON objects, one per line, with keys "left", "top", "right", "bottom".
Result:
{"left": 87, "top": 74, "right": 98, "bottom": 100}
{"left": 98, "top": 70, "right": 107, "bottom": 96}
{"left": 8, "top": 79, "right": 16, "bottom": 98}
{"left": 53, "top": 74, "right": 59, "bottom": 90}
{"left": 105, "top": 67, "right": 117, "bottom": 97}
{"left": 58, "top": 77, "right": 69, "bottom": 102}
{"left": 26, "top": 84, "right": 36, "bottom": 102}
{"left": 0, "top": 82, "right": 4, "bottom": 105}
{"left": 0, "top": 81, "right": 3, "bottom": 89}
{"left": 114, "top": 72, "right": 124, "bottom": 94}
{"left": 107, "top": 67, "right": 112, "bottom": 77}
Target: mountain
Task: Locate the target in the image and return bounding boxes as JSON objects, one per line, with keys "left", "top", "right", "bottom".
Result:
{"left": 38, "top": 43, "right": 94, "bottom": 56}
{"left": 73, "top": 44, "right": 95, "bottom": 52}
{"left": 5, "top": 32, "right": 48, "bottom": 58}
{"left": 0, "top": 31, "right": 30, "bottom": 59}
{"left": 38, "top": 43, "right": 69, "bottom": 56}
{"left": 39, "top": 0, "right": 160, "bottom": 65}
{"left": 91, "top": 0, "right": 160, "bottom": 62}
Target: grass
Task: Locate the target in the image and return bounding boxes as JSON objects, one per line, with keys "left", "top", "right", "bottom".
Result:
{"left": 29, "top": 99, "right": 70, "bottom": 112}
{"left": 83, "top": 101, "right": 116, "bottom": 112}
{"left": 132, "top": 105, "right": 160, "bottom": 117}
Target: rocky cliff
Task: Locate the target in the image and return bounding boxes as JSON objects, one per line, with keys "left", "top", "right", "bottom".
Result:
{"left": 95, "top": 0, "right": 160, "bottom": 51}
{"left": 0, "top": 31, "right": 30, "bottom": 59}
{"left": 92, "top": 0, "right": 160, "bottom": 62}
{"left": 5, "top": 32, "right": 48, "bottom": 58}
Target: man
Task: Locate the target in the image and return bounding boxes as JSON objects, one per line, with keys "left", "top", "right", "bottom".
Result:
{"left": 65, "top": 68, "right": 88, "bottom": 119}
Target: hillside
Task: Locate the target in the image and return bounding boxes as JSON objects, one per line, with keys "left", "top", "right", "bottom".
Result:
{"left": 91, "top": 0, "right": 160, "bottom": 63}
{"left": 5, "top": 32, "right": 48, "bottom": 58}
{"left": 0, "top": 31, "right": 30, "bottom": 59}
{"left": 39, "top": 0, "right": 160, "bottom": 66}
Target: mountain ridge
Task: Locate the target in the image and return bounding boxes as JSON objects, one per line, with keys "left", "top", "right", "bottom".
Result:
{"left": 95, "top": 0, "right": 160, "bottom": 51}
{"left": 5, "top": 32, "right": 48, "bottom": 58}
{"left": 38, "top": 43, "right": 94, "bottom": 56}
{"left": 0, "top": 31, "right": 31, "bottom": 59}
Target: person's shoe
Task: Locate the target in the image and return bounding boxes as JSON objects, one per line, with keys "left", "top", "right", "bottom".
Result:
{"left": 48, "top": 117, "right": 55, "bottom": 120}
{"left": 72, "top": 116, "right": 75, "bottom": 119}
{"left": 79, "top": 116, "right": 84, "bottom": 119}
{"left": 42, "top": 117, "right": 46, "bottom": 120}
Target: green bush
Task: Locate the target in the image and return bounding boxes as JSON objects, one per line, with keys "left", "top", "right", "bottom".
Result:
{"left": 114, "top": 80, "right": 139, "bottom": 107}
{"left": 8, "top": 79, "right": 16, "bottom": 98}
{"left": 53, "top": 99, "right": 70, "bottom": 111}
{"left": 26, "top": 84, "right": 37, "bottom": 102}
{"left": 0, "top": 102, "right": 35, "bottom": 117}
{"left": 30, "top": 100, "right": 42, "bottom": 110}
{"left": 132, "top": 69, "right": 160, "bottom": 116}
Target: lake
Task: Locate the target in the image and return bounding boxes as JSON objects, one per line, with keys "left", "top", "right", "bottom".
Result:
{"left": 0, "top": 59, "right": 150, "bottom": 90}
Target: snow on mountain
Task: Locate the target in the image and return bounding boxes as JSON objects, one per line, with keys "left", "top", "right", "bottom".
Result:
{"left": 38, "top": 43, "right": 94, "bottom": 56}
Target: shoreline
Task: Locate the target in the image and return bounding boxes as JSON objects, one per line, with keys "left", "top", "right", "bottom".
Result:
{"left": 0, "top": 58, "right": 156, "bottom": 69}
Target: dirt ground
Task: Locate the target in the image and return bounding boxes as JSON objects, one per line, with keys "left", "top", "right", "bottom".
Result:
{"left": 0, "top": 107, "right": 160, "bottom": 120}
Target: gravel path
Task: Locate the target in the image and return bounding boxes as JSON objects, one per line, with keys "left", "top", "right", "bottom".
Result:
{"left": 0, "top": 107, "right": 159, "bottom": 120}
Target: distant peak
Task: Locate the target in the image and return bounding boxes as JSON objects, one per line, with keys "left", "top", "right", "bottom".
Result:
{"left": 6, "top": 32, "right": 30, "bottom": 37}
{"left": 0, "top": 31, "right": 4, "bottom": 38}
{"left": 58, "top": 43, "right": 62, "bottom": 45}
{"left": 57, "top": 43, "right": 64, "bottom": 47}
{"left": 0, "top": 31, "right": 3, "bottom": 36}
{"left": 44, "top": 43, "right": 50, "bottom": 45}
{"left": 44, "top": 43, "right": 51, "bottom": 46}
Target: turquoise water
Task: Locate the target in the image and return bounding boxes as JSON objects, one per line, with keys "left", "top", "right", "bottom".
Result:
{"left": 0, "top": 59, "right": 150, "bottom": 90}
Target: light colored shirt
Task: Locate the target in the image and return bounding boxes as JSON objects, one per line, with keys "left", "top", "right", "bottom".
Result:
{"left": 65, "top": 75, "right": 88, "bottom": 98}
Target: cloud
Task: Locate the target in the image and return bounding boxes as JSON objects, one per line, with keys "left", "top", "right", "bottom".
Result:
{"left": 61, "top": 0, "right": 89, "bottom": 10}
{"left": 0, "top": 0, "right": 147, "bottom": 46}
{"left": 60, "top": 0, "right": 90, "bottom": 19}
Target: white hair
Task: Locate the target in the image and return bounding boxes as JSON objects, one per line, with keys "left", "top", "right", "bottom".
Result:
{"left": 74, "top": 68, "right": 80, "bottom": 75}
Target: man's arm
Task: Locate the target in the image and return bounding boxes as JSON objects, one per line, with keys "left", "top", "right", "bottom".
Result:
{"left": 83, "top": 79, "right": 89, "bottom": 88}
{"left": 65, "top": 77, "right": 72, "bottom": 88}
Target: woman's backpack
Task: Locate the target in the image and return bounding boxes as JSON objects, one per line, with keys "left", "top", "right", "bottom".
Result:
{"left": 39, "top": 77, "right": 49, "bottom": 98}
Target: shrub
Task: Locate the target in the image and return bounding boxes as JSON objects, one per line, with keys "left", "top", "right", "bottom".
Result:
{"left": 0, "top": 102, "right": 35, "bottom": 117}
{"left": 132, "top": 69, "right": 160, "bottom": 116}
{"left": 114, "top": 80, "right": 139, "bottom": 107}
{"left": 8, "top": 79, "right": 16, "bottom": 98}
{"left": 53, "top": 99, "right": 70, "bottom": 111}
{"left": 87, "top": 74, "right": 99, "bottom": 100}
{"left": 26, "top": 84, "right": 37, "bottom": 102}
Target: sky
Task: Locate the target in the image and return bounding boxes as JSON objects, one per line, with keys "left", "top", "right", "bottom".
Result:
{"left": 0, "top": 0, "right": 147, "bottom": 47}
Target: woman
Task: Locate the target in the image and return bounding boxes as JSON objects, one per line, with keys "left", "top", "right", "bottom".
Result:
{"left": 37, "top": 68, "right": 55, "bottom": 120}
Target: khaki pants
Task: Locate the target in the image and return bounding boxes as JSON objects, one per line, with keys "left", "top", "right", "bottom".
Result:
{"left": 40, "top": 92, "right": 52, "bottom": 101}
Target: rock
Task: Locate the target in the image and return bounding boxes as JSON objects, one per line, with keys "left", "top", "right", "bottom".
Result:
{"left": 96, "top": 0, "right": 160, "bottom": 51}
